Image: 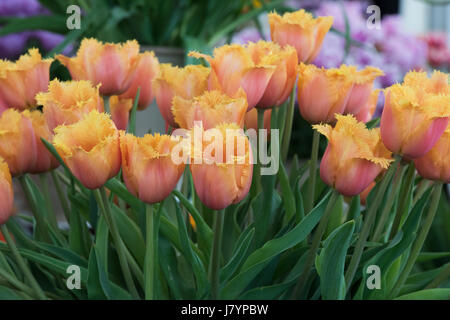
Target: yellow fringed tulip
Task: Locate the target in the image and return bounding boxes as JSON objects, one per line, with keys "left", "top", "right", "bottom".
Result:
{"left": 0, "top": 158, "right": 13, "bottom": 224}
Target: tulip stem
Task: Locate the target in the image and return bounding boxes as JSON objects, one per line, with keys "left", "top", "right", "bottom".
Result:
{"left": 144, "top": 203, "right": 161, "bottom": 300}
{"left": 39, "top": 173, "right": 58, "bottom": 229}
{"left": 209, "top": 209, "right": 224, "bottom": 299}
{"left": 291, "top": 189, "right": 339, "bottom": 299}
{"left": 51, "top": 170, "right": 70, "bottom": 222}
{"left": 103, "top": 95, "right": 110, "bottom": 114}
{"left": 306, "top": 130, "right": 320, "bottom": 213}
{"left": 251, "top": 109, "right": 266, "bottom": 197}
{"left": 389, "top": 182, "right": 443, "bottom": 299}
{"left": 389, "top": 161, "right": 415, "bottom": 240}
{"left": 0, "top": 224, "right": 47, "bottom": 300}
{"left": 281, "top": 87, "right": 296, "bottom": 161}
{"left": 344, "top": 155, "right": 401, "bottom": 292}
{"left": 94, "top": 187, "right": 139, "bottom": 299}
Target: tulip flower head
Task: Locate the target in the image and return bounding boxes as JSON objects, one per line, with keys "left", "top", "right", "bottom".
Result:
{"left": 297, "top": 63, "right": 354, "bottom": 124}
{"left": 414, "top": 126, "right": 450, "bottom": 183}
{"left": 0, "top": 109, "right": 37, "bottom": 176}
{"left": 172, "top": 89, "right": 248, "bottom": 129}
{"left": 268, "top": 10, "right": 333, "bottom": 63}
{"left": 0, "top": 158, "right": 13, "bottom": 225}
{"left": 37, "top": 79, "right": 104, "bottom": 131}
{"left": 120, "top": 132, "right": 185, "bottom": 204}
{"left": 188, "top": 123, "right": 253, "bottom": 210}
{"left": 152, "top": 64, "right": 210, "bottom": 127}
{"left": 245, "top": 107, "right": 272, "bottom": 133}
{"left": 313, "top": 114, "right": 393, "bottom": 197}
{"left": 118, "top": 51, "right": 159, "bottom": 110}
{"left": 53, "top": 110, "right": 121, "bottom": 189}
{"left": 354, "top": 89, "right": 381, "bottom": 123}
{"left": 380, "top": 71, "right": 450, "bottom": 159}
{"left": 56, "top": 38, "right": 140, "bottom": 96}
{"left": 0, "top": 48, "right": 52, "bottom": 110}
{"left": 109, "top": 96, "right": 133, "bottom": 131}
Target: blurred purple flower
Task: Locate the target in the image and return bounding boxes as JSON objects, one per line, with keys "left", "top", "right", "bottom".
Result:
{"left": 0, "top": 0, "right": 48, "bottom": 17}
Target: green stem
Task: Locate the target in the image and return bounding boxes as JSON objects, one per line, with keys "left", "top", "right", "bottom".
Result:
{"left": 412, "top": 179, "right": 432, "bottom": 206}
{"left": 209, "top": 209, "right": 225, "bottom": 299}
{"left": 344, "top": 155, "right": 401, "bottom": 291}
{"left": 103, "top": 95, "right": 110, "bottom": 114}
{"left": 250, "top": 108, "right": 265, "bottom": 197}
{"left": 39, "top": 173, "right": 58, "bottom": 229}
{"left": 93, "top": 188, "right": 139, "bottom": 299}
{"left": 389, "top": 161, "right": 415, "bottom": 239}
{"left": 0, "top": 224, "right": 47, "bottom": 300}
{"left": 281, "top": 87, "right": 296, "bottom": 160}
{"left": 306, "top": 130, "right": 320, "bottom": 213}
{"left": 291, "top": 190, "right": 339, "bottom": 299}
{"left": 144, "top": 204, "right": 161, "bottom": 300}
{"left": 389, "top": 182, "right": 443, "bottom": 299}
{"left": 424, "top": 263, "right": 450, "bottom": 289}
{"left": 371, "top": 164, "right": 406, "bottom": 242}
{"left": 0, "top": 268, "right": 37, "bottom": 299}
{"left": 51, "top": 170, "right": 70, "bottom": 222}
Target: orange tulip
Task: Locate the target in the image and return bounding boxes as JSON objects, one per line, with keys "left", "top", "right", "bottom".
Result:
{"left": 313, "top": 114, "right": 392, "bottom": 197}
{"left": 0, "top": 158, "right": 13, "bottom": 224}
{"left": 37, "top": 79, "right": 104, "bottom": 131}
{"left": 22, "top": 110, "right": 59, "bottom": 174}
{"left": 189, "top": 123, "right": 253, "bottom": 210}
{"left": 297, "top": 63, "right": 354, "bottom": 124}
{"left": 268, "top": 10, "right": 333, "bottom": 63}
{"left": 0, "top": 109, "right": 37, "bottom": 176}
{"left": 244, "top": 107, "right": 272, "bottom": 139}
{"left": 120, "top": 132, "right": 185, "bottom": 204}
{"left": 152, "top": 64, "right": 210, "bottom": 127}
{"left": 246, "top": 41, "right": 298, "bottom": 109}
{"left": 110, "top": 96, "right": 133, "bottom": 131}
{"left": 354, "top": 89, "right": 380, "bottom": 123}
{"left": 380, "top": 71, "right": 450, "bottom": 159}
{"left": 56, "top": 38, "right": 140, "bottom": 96}
{"left": 414, "top": 126, "right": 450, "bottom": 183}
{"left": 118, "top": 51, "right": 159, "bottom": 110}
{"left": 189, "top": 43, "right": 278, "bottom": 110}
{"left": 0, "top": 48, "right": 52, "bottom": 110}
{"left": 172, "top": 89, "right": 248, "bottom": 129}
{"left": 345, "top": 66, "right": 384, "bottom": 116}
{"left": 53, "top": 110, "right": 121, "bottom": 189}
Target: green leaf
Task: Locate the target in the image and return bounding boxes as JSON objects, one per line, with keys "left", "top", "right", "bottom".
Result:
{"left": 0, "top": 285, "right": 24, "bottom": 300}
{"left": 317, "top": 221, "right": 355, "bottom": 300}
{"left": 87, "top": 248, "right": 108, "bottom": 300}
{"left": 0, "top": 15, "right": 67, "bottom": 37}
{"left": 278, "top": 161, "right": 296, "bottom": 223}
{"left": 395, "top": 288, "right": 450, "bottom": 300}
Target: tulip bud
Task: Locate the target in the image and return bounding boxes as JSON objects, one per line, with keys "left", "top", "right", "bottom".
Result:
{"left": 0, "top": 48, "right": 52, "bottom": 110}
{"left": 37, "top": 79, "right": 104, "bottom": 131}
{"left": 414, "top": 126, "right": 450, "bottom": 183}
{"left": 0, "top": 109, "right": 37, "bottom": 176}
{"left": 188, "top": 123, "right": 253, "bottom": 210}
{"left": 110, "top": 96, "right": 132, "bottom": 131}
{"left": 380, "top": 71, "right": 450, "bottom": 159}
{"left": 120, "top": 132, "right": 185, "bottom": 204}
{"left": 172, "top": 89, "right": 248, "bottom": 129}
{"left": 268, "top": 10, "right": 333, "bottom": 63}
{"left": 152, "top": 64, "right": 210, "bottom": 127}
{"left": 53, "top": 110, "right": 121, "bottom": 189}
{"left": 297, "top": 63, "right": 354, "bottom": 124}
{"left": 118, "top": 51, "right": 159, "bottom": 110}
{"left": 0, "top": 158, "right": 14, "bottom": 224}
{"left": 56, "top": 38, "right": 140, "bottom": 96}
{"left": 313, "top": 114, "right": 393, "bottom": 197}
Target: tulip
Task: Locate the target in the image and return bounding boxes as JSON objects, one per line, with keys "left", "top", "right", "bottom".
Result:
{"left": 53, "top": 110, "right": 121, "bottom": 189}
{"left": 297, "top": 63, "right": 354, "bottom": 124}
{"left": 22, "top": 110, "right": 59, "bottom": 174}
{"left": 245, "top": 107, "right": 272, "bottom": 132}
{"left": 354, "top": 89, "right": 380, "bottom": 123}
{"left": 110, "top": 96, "right": 132, "bottom": 131}
{"left": 120, "top": 132, "right": 185, "bottom": 204}
{"left": 37, "top": 79, "right": 104, "bottom": 131}
{"left": 359, "top": 181, "right": 375, "bottom": 206}
{"left": 0, "top": 158, "right": 14, "bottom": 224}
{"left": 118, "top": 51, "right": 160, "bottom": 110}
{"left": 189, "top": 123, "right": 253, "bottom": 210}
{"left": 152, "top": 64, "right": 210, "bottom": 127}
{"left": 246, "top": 41, "right": 298, "bottom": 109}
{"left": 380, "top": 71, "right": 450, "bottom": 159}
{"left": 268, "top": 10, "right": 333, "bottom": 63}
{"left": 403, "top": 70, "right": 449, "bottom": 95}
{"left": 189, "top": 42, "right": 278, "bottom": 110}
{"left": 0, "top": 109, "right": 37, "bottom": 176}
{"left": 56, "top": 38, "right": 140, "bottom": 96}
{"left": 0, "top": 48, "right": 52, "bottom": 110}
{"left": 313, "top": 114, "right": 393, "bottom": 197}
{"left": 345, "top": 66, "right": 384, "bottom": 116}
{"left": 172, "top": 89, "right": 248, "bottom": 129}
{"left": 414, "top": 126, "right": 450, "bottom": 183}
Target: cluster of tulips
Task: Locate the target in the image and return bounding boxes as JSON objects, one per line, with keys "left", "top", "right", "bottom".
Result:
{"left": 0, "top": 9, "right": 448, "bottom": 300}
